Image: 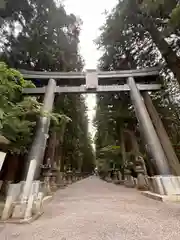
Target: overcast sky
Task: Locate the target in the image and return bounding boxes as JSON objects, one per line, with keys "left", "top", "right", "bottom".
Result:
{"left": 65, "top": 0, "right": 118, "bottom": 143}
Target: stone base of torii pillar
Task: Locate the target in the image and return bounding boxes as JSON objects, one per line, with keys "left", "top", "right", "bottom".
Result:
{"left": 0, "top": 181, "right": 46, "bottom": 223}
{"left": 142, "top": 175, "right": 180, "bottom": 202}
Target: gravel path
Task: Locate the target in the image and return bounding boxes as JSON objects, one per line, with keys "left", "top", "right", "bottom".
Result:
{"left": 1, "top": 176, "right": 180, "bottom": 240}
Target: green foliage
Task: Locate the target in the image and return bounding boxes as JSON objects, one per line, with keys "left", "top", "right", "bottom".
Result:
{"left": 0, "top": 0, "right": 96, "bottom": 173}
{"left": 0, "top": 0, "right": 83, "bottom": 71}
{"left": 101, "top": 145, "right": 120, "bottom": 152}
{"left": 60, "top": 95, "right": 95, "bottom": 173}
{"left": 170, "top": 5, "right": 180, "bottom": 27}
{"left": 96, "top": 158, "right": 109, "bottom": 172}
{"left": 50, "top": 113, "right": 71, "bottom": 129}
{"left": 0, "top": 62, "right": 38, "bottom": 153}
{"left": 0, "top": 62, "right": 72, "bottom": 155}
{"left": 99, "top": 145, "right": 122, "bottom": 169}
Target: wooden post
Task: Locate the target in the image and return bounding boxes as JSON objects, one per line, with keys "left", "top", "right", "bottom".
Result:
{"left": 142, "top": 92, "right": 180, "bottom": 176}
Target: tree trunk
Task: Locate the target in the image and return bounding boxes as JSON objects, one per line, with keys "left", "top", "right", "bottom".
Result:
{"left": 131, "top": 1, "right": 180, "bottom": 85}
{"left": 120, "top": 129, "right": 126, "bottom": 180}
{"left": 124, "top": 130, "right": 139, "bottom": 155}
{"left": 60, "top": 146, "right": 65, "bottom": 172}
{"left": 54, "top": 138, "right": 61, "bottom": 169}
{"left": 3, "top": 153, "right": 19, "bottom": 181}
{"left": 54, "top": 137, "right": 65, "bottom": 185}
{"left": 143, "top": 17, "right": 180, "bottom": 84}
{"left": 0, "top": 153, "right": 20, "bottom": 196}
{"left": 43, "top": 131, "right": 57, "bottom": 177}
{"left": 48, "top": 131, "right": 57, "bottom": 168}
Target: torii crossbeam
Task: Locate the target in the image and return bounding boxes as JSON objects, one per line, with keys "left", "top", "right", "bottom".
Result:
{"left": 21, "top": 67, "right": 161, "bottom": 94}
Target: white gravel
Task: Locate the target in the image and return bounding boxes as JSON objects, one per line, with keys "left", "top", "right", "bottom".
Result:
{"left": 1, "top": 176, "right": 180, "bottom": 240}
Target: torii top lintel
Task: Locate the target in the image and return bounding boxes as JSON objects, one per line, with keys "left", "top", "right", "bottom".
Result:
{"left": 20, "top": 67, "right": 161, "bottom": 94}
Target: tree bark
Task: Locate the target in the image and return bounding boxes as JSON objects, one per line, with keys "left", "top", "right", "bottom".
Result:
{"left": 131, "top": 0, "right": 180, "bottom": 85}
{"left": 120, "top": 129, "right": 126, "bottom": 180}
{"left": 142, "top": 16, "right": 180, "bottom": 85}
{"left": 124, "top": 130, "right": 139, "bottom": 155}
{"left": 0, "top": 153, "right": 20, "bottom": 196}
{"left": 46, "top": 131, "right": 57, "bottom": 168}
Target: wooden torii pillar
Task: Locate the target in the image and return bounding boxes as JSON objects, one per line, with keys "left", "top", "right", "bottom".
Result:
{"left": 9, "top": 67, "right": 179, "bottom": 220}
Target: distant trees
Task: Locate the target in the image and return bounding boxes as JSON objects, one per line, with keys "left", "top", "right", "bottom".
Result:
{"left": 0, "top": 0, "right": 94, "bottom": 176}
{"left": 95, "top": 0, "right": 180, "bottom": 176}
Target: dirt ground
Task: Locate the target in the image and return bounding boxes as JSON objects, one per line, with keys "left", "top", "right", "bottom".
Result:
{"left": 0, "top": 176, "right": 180, "bottom": 240}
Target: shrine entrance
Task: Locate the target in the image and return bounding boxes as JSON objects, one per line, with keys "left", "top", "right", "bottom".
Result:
{"left": 2, "top": 67, "right": 180, "bottom": 221}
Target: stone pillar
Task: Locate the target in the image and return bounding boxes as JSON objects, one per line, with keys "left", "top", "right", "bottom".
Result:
{"left": 43, "top": 172, "right": 52, "bottom": 195}
{"left": 56, "top": 171, "right": 64, "bottom": 188}
{"left": 142, "top": 92, "right": 180, "bottom": 176}
{"left": 13, "top": 79, "right": 56, "bottom": 219}
{"left": 127, "top": 77, "right": 170, "bottom": 175}
{"left": 76, "top": 171, "right": 81, "bottom": 181}
{"left": 124, "top": 169, "right": 135, "bottom": 188}
{"left": 124, "top": 160, "right": 136, "bottom": 188}
{"left": 105, "top": 170, "right": 112, "bottom": 182}
{"left": 21, "top": 79, "right": 56, "bottom": 203}
{"left": 67, "top": 171, "right": 73, "bottom": 184}
{"left": 51, "top": 175, "right": 57, "bottom": 192}
{"left": 135, "top": 157, "right": 149, "bottom": 190}
{"left": 113, "top": 170, "right": 123, "bottom": 184}
{"left": 63, "top": 172, "right": 67, "bottom": 185}
{"left": 148, "top": 176, "right": 180, "bottom": 196}
{"left": 117, "top": 171, "right": 122, "bottom": 181}
{"left": 72, "top": 171, "right": 76, "bottom": 183}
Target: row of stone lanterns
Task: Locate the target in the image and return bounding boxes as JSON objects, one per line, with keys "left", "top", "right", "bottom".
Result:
{"left": 102, "top": 155, "right": 149, "bottom": 191}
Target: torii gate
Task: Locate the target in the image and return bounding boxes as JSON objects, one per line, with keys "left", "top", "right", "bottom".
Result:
{"left": 3, "top": 67, "right": 180, "bottom": 221}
